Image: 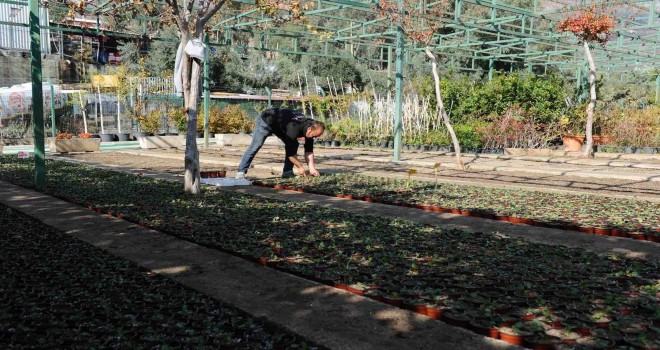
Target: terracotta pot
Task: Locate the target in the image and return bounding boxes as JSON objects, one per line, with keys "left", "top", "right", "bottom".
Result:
{"left": 333, "top": 282, "right": 349, "bottom": 291}
{"left": 508, "top": 216, "right": 525, "bottom": 224}
{"left": 469, "top": 320, "right": 499, "bottom": 339}
{"left": 592, "top": 135, "right": 611, "bottom": 145}
{"left": 499, "top": 329, "right": 531, "bottom": 346}
{"left": 346, "top": 286, "right": 365, "bottom": 296}
{"left": 628, "top": 232, "right": 647, "bottom": 240}
{"left": 425, "top": 306, "right": 443, "bottom": 320}
{"left": 593, "top": 227, "right": 611, "bottom": 236}
{"left": 525, "top": 335, "right": 560, "bottom": 350}
{"left": 442, "top": 311, "right": 471, "bottom": 328}
{"left": 646, "top": 235, "right": 660, "bottom": 243}
{"left": 610, "top": 229, "right": 629, "bottom": 238}
{"left": 383, "top": 295, "right": 403, "bottom": 307}
{"left": 563, "top": 135, "right": 585, "bottom": 152}
{"left": 578, "top": 226, "right": 595, "bottom": 234}
{"left": 404, "top": 302, "right": 428, "bottom": 315}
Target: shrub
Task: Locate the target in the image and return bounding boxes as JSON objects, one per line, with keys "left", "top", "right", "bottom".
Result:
{"left": 453, "top": 124, "right": 485, "bottom": 149}
{"left": 478, "top": 105, "right": 561, "bottom": 149}
{"left": 167, "top": 107, "right": 187, "bottom": 134}
{"left": 55, "top": 133, "right": 73, "bottom": 140}
{"left": 138, "top": 111, "right": 163, "bottom": 134}
{"left": 78, "top": 133, "right": 93, "bottom": 139}
{"left": 418, "top": 124, "right": 484, "bottom": 148}
{"left": 328, "top": 118, "right": 360, "bottom": 142}
{"left": 422, "top": 130, "right": 451, "bottom": 146}
{"left": 209, "top": 105, "right": 253, "bottom": 134}
{"left": 609, "top": 106, "right": 660, "bottom": 147}
{"left": 414, "top": 72, "right": 568, "bottom": 124}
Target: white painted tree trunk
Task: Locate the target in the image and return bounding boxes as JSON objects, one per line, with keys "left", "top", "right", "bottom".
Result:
{"left": 78, "top": 91, "right": 88, "bottom": 134}
{"left": 117, "top": 87, "right": 122, "bottom": 133}
{"left": 183, "top": 48, "right": 201, "bottom": 195}
{"left": 582, "top": 42, "right": 596, "bottom": 158}
{"left": 98, "top": 87, "right": 104, "bottom": 135}
{"left": 425, "top": 48, "right": 465, "bottom": 170}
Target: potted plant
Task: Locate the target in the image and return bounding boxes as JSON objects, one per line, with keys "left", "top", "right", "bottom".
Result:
{"left": 49, "top": 132, "right": 101, "bottom": 153}
{"left": 559, "top": 112, "right": 586, "bottom": 152}
{"left": 498, "top": 324, "right": 533, "bottom": 346}
{"left": 136, "top": 111, "right": 183, "bottom": 149}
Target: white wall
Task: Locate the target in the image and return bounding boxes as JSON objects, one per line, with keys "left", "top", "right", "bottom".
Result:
{"left": 0, "top": 3, "right": 50, "bottom": 53}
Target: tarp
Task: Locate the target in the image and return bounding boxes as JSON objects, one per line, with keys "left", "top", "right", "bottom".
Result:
{"left": 0, "top": 83, "right": 65, "bottom": 121}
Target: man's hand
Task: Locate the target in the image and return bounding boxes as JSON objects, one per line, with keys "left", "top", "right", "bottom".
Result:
{"left": 308, "top": 168, "right": 320, "bottom": 176}
{"left": 297, "top": 166, "right": 308, "bottom": 177}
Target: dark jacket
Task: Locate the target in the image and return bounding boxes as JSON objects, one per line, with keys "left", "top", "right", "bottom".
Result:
{"left": 260, "top": 108, "right": 314, "bottom": 157}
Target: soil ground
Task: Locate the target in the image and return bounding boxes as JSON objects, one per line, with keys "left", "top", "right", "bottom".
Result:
{"left": 55, "top": 148, "right": 660, "bottom": 261}
{"left": 2, "top": 146, "right": 658, "bottom": 349}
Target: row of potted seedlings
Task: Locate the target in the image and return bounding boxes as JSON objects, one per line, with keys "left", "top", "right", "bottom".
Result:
{"left": 0, "top": 157, "right": 658, "bottom": 349}
{"left": 0, "top": 204, "right": 316, "bottom": 349}
{"left": 252, "top": 174, "right": 660, "bottom": 242}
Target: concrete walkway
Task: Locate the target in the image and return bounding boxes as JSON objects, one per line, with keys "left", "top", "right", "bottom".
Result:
{"left": 0, "top": 181, "right": 520, "bottom": 350}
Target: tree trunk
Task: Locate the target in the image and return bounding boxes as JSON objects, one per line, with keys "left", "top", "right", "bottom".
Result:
{"left": 183, "top": 49, "right": 201, "bottom": 195}
{"left": 425, "top": 48, "right": 464, "bottom": 170}
{"left": 78, "top": 92, "right": 88, "bottom": 134}
{"left": 582, "top": 42, "right": 596, "bottom": 158}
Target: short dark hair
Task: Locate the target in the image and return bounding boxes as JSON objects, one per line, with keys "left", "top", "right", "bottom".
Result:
{"left": 310, "top": 120, "right": 325, "bottom": 132}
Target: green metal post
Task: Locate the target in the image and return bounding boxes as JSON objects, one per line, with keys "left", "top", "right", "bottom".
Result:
{"left": 387, "top": 46, "right": 393, "bottom": 91}
{"left": 392, "top": 0, "right": 404, "bottom": 162}
{"left": 203, "top": 34, "right": 210, "bottom": 149}
{"left": 491, "top": 0, "right": 496, "bottom": 21}
{"left": 265, "top": 86, "right": 272, "bottom": 107}
{"left": 454, "top": 0, "right": 462, "bottom": 21}
{"left": 49, "top": 82, "right": 56, "bottom": 137}
{"left": 488, "top": 58, "right": 494, "bottom": 81}
{"left": 29, "top": 0, "right": 45, "bottom": 191}
{"left": 649, "top": 0, "right": 655, "bottom": 25}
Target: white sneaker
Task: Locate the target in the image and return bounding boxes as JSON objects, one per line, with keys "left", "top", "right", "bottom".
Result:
{"left": 235, "top": 172, "right": 246, "bottom": 179}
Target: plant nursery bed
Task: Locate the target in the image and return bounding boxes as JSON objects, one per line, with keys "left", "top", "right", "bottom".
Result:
{"left": 0, "top": 202, "right": 320, "bottom": 349}
{"left": 0, "top": 156, "right": 658, "bottom": 349}
{"left": 252, "top": 174, "right": 660, "bottom": 242}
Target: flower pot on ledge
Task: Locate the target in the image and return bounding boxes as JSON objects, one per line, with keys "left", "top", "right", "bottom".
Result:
{"left": 562, "top": 135, "right": 584, "bottom": 152}
{"left": 137, "top": 135, "right": 184, "bottom": 149}
{"left": 592, "top": 135, "right": 611, "bottom": 145}
{"left": 49, "top": 138, "right": 101, "bottom": 153}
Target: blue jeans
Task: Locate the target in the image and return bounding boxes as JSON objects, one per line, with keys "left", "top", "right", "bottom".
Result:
{"left": 237, "top": 117, "right": 298, "bottom": 174}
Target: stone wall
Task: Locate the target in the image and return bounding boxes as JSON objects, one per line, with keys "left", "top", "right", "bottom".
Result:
{"left": 0, "top": 51, "right": 60, "bottom": 87}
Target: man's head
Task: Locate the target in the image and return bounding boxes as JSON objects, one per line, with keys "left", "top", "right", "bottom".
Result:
{"left": 305, "top": 121, "right": 325, "bottom": 138}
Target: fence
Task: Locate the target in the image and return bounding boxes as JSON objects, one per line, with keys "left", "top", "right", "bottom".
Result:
{"left": 0, "top": 91, "right": 303, "bottom": 139}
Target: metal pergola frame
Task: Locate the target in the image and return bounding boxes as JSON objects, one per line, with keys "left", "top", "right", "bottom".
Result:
{"left": 1, "top": 0, "right": 658, "bottom": 189}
